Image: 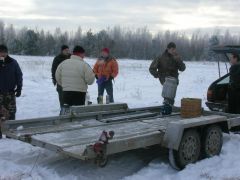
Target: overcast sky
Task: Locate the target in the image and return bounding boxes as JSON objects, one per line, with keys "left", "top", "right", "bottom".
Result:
{"left": 0, "top": 0, "right": 239, "bottom": 33}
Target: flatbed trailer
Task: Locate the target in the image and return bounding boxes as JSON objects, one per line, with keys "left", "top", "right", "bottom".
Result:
{"left": 2, "top": 103, "right": 240, "bottom": 169}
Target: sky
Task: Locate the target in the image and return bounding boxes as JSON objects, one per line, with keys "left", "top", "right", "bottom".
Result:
{"left": 0, "top": 0, "right": 239, "bottom": 33}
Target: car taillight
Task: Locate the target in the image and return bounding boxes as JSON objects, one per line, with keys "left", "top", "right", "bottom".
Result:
{"left": 207, "top": 89, "right": 213, "bottom": 101}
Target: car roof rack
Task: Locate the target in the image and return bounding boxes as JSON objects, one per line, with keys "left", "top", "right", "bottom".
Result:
{"left": 211, "top": 45, "right": 240, "bottom": 54}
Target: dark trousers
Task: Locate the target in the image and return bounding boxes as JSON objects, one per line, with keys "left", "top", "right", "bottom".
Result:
{"left": 0, "top": 92, "right": 16, "bottom": 120}
{"left": 98, "top": 80, "right": 114, "bottom": 103}
{"left": 57, "top": 84, "right": 64, "bottom": 108}
{"left": 0, "top": 92, "right": 16, "bottom": 139}
{"left": 63, "top": 91, "right": 86, "bottom": 106}
{"left": 228, "top": 87, "right": 240, "bottom": 114}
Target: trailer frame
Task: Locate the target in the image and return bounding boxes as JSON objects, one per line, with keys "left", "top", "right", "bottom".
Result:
{"left": 1, "top": 103, "right": 239, "bottom": 169}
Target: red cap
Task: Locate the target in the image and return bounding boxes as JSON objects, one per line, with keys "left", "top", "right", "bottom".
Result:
{"left": 102, "top": 48, "right": 110, "bottom": 54}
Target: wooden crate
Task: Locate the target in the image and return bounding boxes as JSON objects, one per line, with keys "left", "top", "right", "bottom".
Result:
{"left": 181, "top": 98, "right": 202, "bottom": 118}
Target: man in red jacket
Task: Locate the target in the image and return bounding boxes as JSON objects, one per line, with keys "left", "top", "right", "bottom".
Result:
{"left": 93, "top": 48, "right": 119, "bottom": 103}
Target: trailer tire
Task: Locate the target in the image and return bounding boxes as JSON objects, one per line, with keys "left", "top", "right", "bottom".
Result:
{"left": 169, "top": 129, "right": 201, "bottom": 170}
{"left": 95, "top": 155, "right": 108, "bottom": 168}
{"left": 201, "top": 125, "right": 222, "bottom": 158}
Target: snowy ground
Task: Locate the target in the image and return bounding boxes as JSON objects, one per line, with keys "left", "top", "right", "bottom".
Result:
{"left": 0, "top": 55, "right": 239, "bottom": 180}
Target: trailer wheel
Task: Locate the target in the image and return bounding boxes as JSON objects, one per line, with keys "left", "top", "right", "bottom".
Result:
{"left": 95, "top": 155, "right": 108, "bottom": 168}
{"left": 169, "top": 129, "right": 201, "bottom": 170}
{"left": 201, "top": 125, "right": 222, "bottom": 158}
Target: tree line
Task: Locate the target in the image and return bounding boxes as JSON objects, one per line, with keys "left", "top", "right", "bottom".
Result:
{"left": 0, "top": 20, "right": 239, "bottom": 61}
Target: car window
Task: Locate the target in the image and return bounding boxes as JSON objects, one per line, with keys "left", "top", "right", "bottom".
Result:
{"left": 217, "top": 76, "right": 230, "bottom": 85}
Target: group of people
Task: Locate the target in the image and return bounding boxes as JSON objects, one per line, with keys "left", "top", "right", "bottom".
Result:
{"left": 51, "top": 45, "right": 119, "bottom": 108}
{"left": 0, "top": 41, "right": 239, "bottom": 138}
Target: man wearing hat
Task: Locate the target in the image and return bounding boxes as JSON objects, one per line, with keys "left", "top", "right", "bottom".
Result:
{"left": 55, "top": 46, "right": 95, "bottom": 106}
{"left": 93, "top": 48, "right": 119, "bottom": 103}
{"left": 149, "top": 42, "right": 186, "bottom": 106}
{"left": 0, "top": 45, "right": 23, "bottom": 138}
{"left": 51, "top": 45, "right": 70, "bottom": 108}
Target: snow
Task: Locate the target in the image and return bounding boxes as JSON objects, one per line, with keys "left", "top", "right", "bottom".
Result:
{"left": 0, "top": 55, "right": 238, "bottom": 180}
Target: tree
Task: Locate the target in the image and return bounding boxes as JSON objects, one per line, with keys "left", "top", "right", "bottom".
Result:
{"left": 0, "top": 19, "right": 239, "bottom": 60}
{"left": 0, "top": 21, "right": 5, "bottom": 44}
{"left": 22, "top": 30, "right": 39, "bottom": 55}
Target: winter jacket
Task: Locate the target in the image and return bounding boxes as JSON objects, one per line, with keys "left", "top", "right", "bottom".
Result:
{"left": 51, "top": 53, "right": 70, "bottom": 85}
{"left": 93, "top": 56, "right": 119, "bottom": 80}
{"left": 55, "top": 55, "right": 95, "bottom": 92}
{"left": 0, "top": 56, "right": 23, "bottom": 93}
{"left": 229, "top": 63, "right": 240, "bottom": 89}
{"left": 149, "top": 50, "right": 186, "bottom": 84}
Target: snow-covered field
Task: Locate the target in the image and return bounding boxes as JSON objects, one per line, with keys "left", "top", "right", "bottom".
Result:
{"left": 1, "top": 55, "right": 239, "bottom": 180}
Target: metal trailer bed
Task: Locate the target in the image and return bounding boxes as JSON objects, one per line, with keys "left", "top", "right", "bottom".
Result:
{"left": 2, "top": 103, "right": 240, "bottom": 169}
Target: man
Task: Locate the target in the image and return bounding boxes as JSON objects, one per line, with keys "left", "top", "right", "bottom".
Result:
{"left": 0, "top": 45, "right": 23, "bottom": 138}
{"left": 228, "top": 53, "right": 240, "bottom": 114}
{"left": 93, "top": 48, "right": 119, "bottom": 103}
{"left": 51, "top": 45, "right": 70, "bottom": 108}
{"left": 55, "top": 46, "right": 95, "bottom": 106}
{"left": 149, "top": 42, "right": 186, "bottom": 106}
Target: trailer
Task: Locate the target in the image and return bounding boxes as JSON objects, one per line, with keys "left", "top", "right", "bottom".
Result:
{"left": 2, "top": 103, "right": 240, "bottom": 170}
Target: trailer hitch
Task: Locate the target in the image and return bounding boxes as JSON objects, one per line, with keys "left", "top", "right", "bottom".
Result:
{"left": 93, "top": 130, "right": 114, "bottom": 167}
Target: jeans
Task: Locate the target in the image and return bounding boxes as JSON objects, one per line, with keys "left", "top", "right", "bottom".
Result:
{"left": 98, "top": 80, "right": 114, "bottom": 103}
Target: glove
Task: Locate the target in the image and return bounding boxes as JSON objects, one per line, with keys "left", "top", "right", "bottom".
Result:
{"left": 95, "top": 75, "right": 98, "bottom": 80}
{"left": 15, "top": 89, "right": 21, "bottom": 97}
{"left": 97, "top": 76, "right": 107, "bottom": 85}
{"left": 109, "top": 76, "right": 114, "bottom": 81}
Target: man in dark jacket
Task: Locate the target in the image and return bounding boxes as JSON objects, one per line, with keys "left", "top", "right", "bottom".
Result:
{"left": 51, "top": 45, "right": 70, "bottom": 108}
{"left": 0, "top": 45, "right": 23, "bottom": 138}
{"left": 228, "top": 53, "right": 240, "bottom": 114}
{"left": 149, "top": 42, "right": 186, "bottom": 105}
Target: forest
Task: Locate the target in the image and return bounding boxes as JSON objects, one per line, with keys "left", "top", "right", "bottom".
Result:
{"left": 0, "top": 20, "right": 239, "bottom": 61}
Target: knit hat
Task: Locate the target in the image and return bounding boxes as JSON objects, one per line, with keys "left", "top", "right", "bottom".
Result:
{"left": 167, "top": 42, "right": 176, "bottom": 49}
{"left": 61, "top": 45, "right": 69, "bottom": 51}
{"left": 73, "top": 46, "right": 85, "bottom": 54}
{"left": 0, "top": 45, "right": 8, "bottom": 53}
{"left": 102, "top": 48, "right": 110, "bottom": 54}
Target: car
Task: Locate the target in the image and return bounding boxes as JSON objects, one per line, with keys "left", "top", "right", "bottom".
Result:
{"left": 206, "top": 45, "right": 240, "bottom": 112}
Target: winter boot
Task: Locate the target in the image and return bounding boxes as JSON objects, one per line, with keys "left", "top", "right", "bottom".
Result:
{"left": 160, "top": 103, "right": 172, "bottom": 115}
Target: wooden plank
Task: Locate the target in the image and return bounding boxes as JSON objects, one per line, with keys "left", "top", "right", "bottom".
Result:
{"left": 72, "top": 109, "right": 128, "bottom": 121}
{"left": 8, "top": 119, "right": 102, "bottom": 136}
{"left": 62, "top": 131, "right": 164, "bottom": 160}
{"left": 71, "top": 103, "right": 128, "bottom": 114}
{"left": 2, "top": 115, "right": 71, "bottom": 130}
{"left": 141, "top": 114, "right": 182, "bottom": 127}
{"left": 30, "top": 121, "right": 164, "bottom": 148}
{"left": 3, "top": 104, "right": 128, "bottom": 131}
{"left": 99, "top": 112, "right": 158, "bottom": 123}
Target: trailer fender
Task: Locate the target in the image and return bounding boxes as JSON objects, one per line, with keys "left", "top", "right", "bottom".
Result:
{"left": 162, "top": 115, "right": 228, "bottom": 150}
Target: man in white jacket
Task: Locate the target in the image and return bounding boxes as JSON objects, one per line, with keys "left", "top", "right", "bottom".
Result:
{"left": 55, "top": 46, "right": 95, "bottom": 106}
